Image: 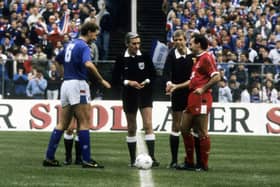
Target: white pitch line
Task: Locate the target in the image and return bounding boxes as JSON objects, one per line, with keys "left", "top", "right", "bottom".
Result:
{"left": 136, "top": 132, "right": 154, "bottom": 187}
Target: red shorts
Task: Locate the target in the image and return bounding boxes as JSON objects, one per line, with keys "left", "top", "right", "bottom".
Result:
{"left": 186, "top": 92, "right": 212, "bottom": 115}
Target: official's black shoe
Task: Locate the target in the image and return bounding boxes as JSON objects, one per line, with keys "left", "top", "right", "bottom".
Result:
{"left": 75, "top": 158, "right": 82, "bottom": 165}
{"left": 82, "top": 159, "right": 104, "bottom": 169}
{"left": 43, "top": 159, "right": 61, "bottom": 167}
{"left": 63, "top": 159, "right": 72, "bottom": 165}
{"left": 152, "top": 159, "right": 160, "bottom": 167}
{"left": 176, "top": 163, "right": 195, "bottom": 171}
{"left": 167, "top": 162, "right": 178, "bottom": 169}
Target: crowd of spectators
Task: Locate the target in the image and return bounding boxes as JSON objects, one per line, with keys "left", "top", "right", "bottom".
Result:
{"left": 0, "top": 0, "right": 111, "bottom": 99}
{"left": 162, "top": 0, "right": 280, "bottom": 103}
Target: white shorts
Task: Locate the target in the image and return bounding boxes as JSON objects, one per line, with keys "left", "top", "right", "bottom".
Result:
{"left": 60, "top": 80, "right": 91, "bottom": 107}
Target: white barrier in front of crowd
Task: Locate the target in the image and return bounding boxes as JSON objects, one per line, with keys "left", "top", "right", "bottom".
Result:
{"left": 0, "top": 100, "right": 279, "bottom": 136}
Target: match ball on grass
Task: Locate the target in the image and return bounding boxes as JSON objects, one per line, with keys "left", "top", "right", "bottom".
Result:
{"left": 135, "top": 153, "right": 153, "bottom": 170}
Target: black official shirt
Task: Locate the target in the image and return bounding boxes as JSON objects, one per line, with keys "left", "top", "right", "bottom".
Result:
{"left": 112, "top": 49, "right": 156, "bottom": 89}
{"left": 163, "top": 48, "right": 194, "bottom": 84}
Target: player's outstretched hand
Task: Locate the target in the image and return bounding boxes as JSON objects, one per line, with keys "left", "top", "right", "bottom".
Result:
{"left": 169, "top": 84, "right": 177, "bottom": 93}
{"left": 101, "top": 79, "right": 111, "bottom": 88}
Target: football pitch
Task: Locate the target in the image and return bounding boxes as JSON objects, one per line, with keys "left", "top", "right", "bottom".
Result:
{"left": 0, "top": 132, "right": 279, "bottom": 187}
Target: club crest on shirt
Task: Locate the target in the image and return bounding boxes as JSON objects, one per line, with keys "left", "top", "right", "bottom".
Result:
{"left": 138, "top": 62, "right": 145, "bottom": 70}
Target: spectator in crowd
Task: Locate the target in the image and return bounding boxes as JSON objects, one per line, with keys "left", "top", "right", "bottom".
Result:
{"left": 226, "top": 51, "right": 238, "bottom": 75}
{"left": 233, "top": 38, "right": 247, "bottom": 61}
{"left": 250, "top": 85, "right": 262, "bottom": 103}
{"left": 261, "top": 79, "right": 278, "bottom": 103}
{"left": 181, "top": 7, "right": 191, "bottom": 25}
{"left": 218, "top": 78, "right": 232, "bottom": 103}
{"left": 26, "top": 6, "right": 41, "bottom": 29}
{"left": 234, "top": 63, "right": 249, "bottom": 86}
{"left": 228, "top": 78, "right": 241, "bottom": 102}
{"left": 13, "top": 67, "right": 28, "bottom": 97}
{"left": 96, "top": 0, "right": 111, "bottom": 60}
{"left": 26, "top": 68, "right": 47, "bottom": 99}
{"left": 53, "top": 40, "right": 64, "bottom": 56}
{"left": 41, "top": 1, "right": 55, "bottom": 25}
{"left": 68, "top": 20, "right": 80, "bottom": 40}
{"left": 15, "top": 45, "right": 31, "bottom": 74}
{"left": 166, "top": 0, "right": 178, "bottom": 23}
{"left": 71, "top": 10, "right": 81, "bottom": 26}
{"left": 240, "top": 83, "right": 251, "bottom": 103}
{"left": 33, "top": 16, "right": 48, "bottom": 42}
{"left": 32, "top": 44, "right": 48, "bottom": 70}
{"left": 268, "top": 38, "right": 280, "bottom": 73}
{"left": 263, "top": 57, "right": 276, "bottom": 75}
{"left": 46, "top": 63, "right": 61, "bottom": 100}
{"left": 209, "top": 37, "right": 222, "bottom": 58}
{"left": 252, "top": 46, "right": 269, "bottom": 74}
{"left": 1, "top": 35, "right": 13, "bottom": 52}
{"left": 0, "top": 0, "right": 10, "bottom": 19}
{"left": 7, "top": 20, "right": 22, "bottom": 46}
{"left": 78, "top": 3, "right": 91, "bottom": 23}
{"left": 84, "top": 7, "right": 97, "bottom": 23}
{"left": 166, "top": 12, "right": 179, "bottom": 46}
{"left": 0, "top": 44, "right": 9, "bottom": 97}
{"left": 161, "top": 0, "right": 170, "bottom": 15}
{"left": 39, "top": 33, "right": 54, "bottom": 60}
{"left": 254, "top": 14, "right": 272, "bottom": 40}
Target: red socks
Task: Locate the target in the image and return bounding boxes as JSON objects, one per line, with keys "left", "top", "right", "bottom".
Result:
{"left": 199, "top": 136, "right": 210, "bottom": 169}
{"left": 182, "top": 134, "right": 194, "bottom": 166}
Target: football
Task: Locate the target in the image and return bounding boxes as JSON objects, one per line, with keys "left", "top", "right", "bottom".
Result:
{"left": 135, "top": 153, "right": 153, "bottom": 170}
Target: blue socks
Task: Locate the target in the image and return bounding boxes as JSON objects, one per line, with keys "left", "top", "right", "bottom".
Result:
{"left": 78, "top": 130, "right": 91, "bottom": 162}
{"left": 46, "top": 129, "right": 63, "bottom": 160}
{"left": 45, "top": 129, "right": 91, "bottom": 162}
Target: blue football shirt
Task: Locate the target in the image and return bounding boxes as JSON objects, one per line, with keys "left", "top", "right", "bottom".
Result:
{"left": 56, "top": 39, "right": 91, "bottom": 80}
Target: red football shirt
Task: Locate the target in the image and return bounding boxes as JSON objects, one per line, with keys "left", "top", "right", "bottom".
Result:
{"left": 189, "top": 52, "right": 218, "bottom": 91}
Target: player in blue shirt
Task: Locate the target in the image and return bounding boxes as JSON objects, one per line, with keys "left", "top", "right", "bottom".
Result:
{"left": 43, "top": 22, "right": 111, "bottom": 168}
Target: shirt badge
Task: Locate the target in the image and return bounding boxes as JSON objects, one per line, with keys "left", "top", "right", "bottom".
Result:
{"left": 138, "top": 62, "right": 145, "bottom": 70}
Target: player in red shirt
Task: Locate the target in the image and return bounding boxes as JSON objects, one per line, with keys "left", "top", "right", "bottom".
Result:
{"left": 169, "top": 34, "right": 220, "bottom": 171}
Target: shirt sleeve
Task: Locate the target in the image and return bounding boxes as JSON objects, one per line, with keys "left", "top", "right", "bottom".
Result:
{"left": 162, "top": 53, "right": 172, "bottom": 83}
{"left": 203, "top": 54, "right": 218, "bottom": 78}
{"left": 82, "top": 46, "right": 92, "bottom": 64}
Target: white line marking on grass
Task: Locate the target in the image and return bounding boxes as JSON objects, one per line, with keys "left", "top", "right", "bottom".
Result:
{"left": 136, "top": 132, "right": 154, "bottom": 187}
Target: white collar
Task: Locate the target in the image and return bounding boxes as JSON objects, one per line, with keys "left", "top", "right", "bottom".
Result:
{"left": 174, "top": 48, "right": 191, "bottom": 59}
{"left": 124, "top": 49, "right": 142, "bottom": 57}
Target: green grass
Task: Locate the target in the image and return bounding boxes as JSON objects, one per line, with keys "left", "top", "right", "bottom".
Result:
{"left": 0, "top": 132, "right": 279, "bottom": 187}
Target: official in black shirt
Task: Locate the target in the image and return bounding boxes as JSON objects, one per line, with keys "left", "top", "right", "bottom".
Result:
{"left": 112, "top": 32, "right": 159, "bottom": 167}
{"left": 163, "top": 29, "right": 194, "bottom": 168}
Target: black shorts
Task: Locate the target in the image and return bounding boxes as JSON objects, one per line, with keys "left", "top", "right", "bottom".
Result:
{"left": 122, "top": 87, "right": 153, "bottom": 113}
{"left": 171, "top": 89, "right": 189, "bottom": 112}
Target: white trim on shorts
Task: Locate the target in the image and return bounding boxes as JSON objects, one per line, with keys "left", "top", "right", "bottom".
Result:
{"left": 60, "top": 80, "right": 91, "bottom": 107}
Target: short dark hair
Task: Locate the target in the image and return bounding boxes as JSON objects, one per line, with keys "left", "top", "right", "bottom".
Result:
{"left": 191, "top": 33, "right": 209, "bottom": 50}
{"left": 80, "top": 22, "right": 99, "bottom": 36}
